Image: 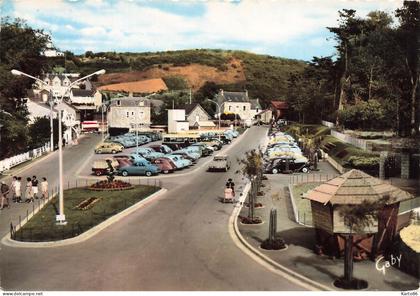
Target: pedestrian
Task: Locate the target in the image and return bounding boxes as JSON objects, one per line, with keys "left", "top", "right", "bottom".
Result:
{"left": 32, "top": 176, "right": 39, "bottom": 199}
{"left": 15, "top": 177, "right": 22, "bottom": 203}
{"left": 226, "top": 178, "right": 235, "bottom": 196}
{"left": 25, "top": 177, "right": 34, "bottom": 203}
{"left": 11, "top": 176, "right": 17, "bottom": 203}
{"left": 40, "top": 177, "right": 48, "bottom": 199}
{"left": 0, "top": 180, "right": 10, "bottom": 209}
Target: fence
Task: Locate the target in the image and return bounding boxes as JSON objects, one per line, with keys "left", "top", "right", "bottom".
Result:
{"left": 321, "top": 120, "right": 335, "bottom": 129}
{"left": 9, "top": 177, "right": 163, "bottom": 241}
{"left": 330, "top": 130, "right": 371, "bottom": 151}
{"left": 289, "top": 173, "right": 340, "bottom": 185}
{"left": 0, "top": 142, "right": 51, "bottom": 173}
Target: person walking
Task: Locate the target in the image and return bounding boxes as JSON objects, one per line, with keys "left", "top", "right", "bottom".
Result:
{"left": 25, "top": 177, "right": 34, "bottom": 203}
{"left": 10, "top": 176, "right": 17, "bottom": 203}
{"left": 40, "top": 177, "right": 48, "bottom": 199}
{"left": 226, "top": 178, "right": 235, "bottom": 196}
{"left": 15, "top": 177, "right": 22, "bottom": 203}
{"left": 0, "top": 180, "right": 10, "bottom": 209}
{"left": 32, "top": 176, "right": 39, "bottom": 199}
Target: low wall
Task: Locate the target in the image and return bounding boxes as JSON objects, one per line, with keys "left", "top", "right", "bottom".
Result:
{"left": 321, "top": 120, "right": 335, "bottom": 129}
{"left": 0, "top": 142, "right": 50, "bottom": 173}
{"left": 330, "top": 130, "right": 371, "bottom": 151}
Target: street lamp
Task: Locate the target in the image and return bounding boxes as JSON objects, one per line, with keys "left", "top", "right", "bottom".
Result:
{"left": 54, "top": 69, "right": 106, "bottom": 225}
{"left": 12, "top": 69, "right": 106, "bottom": 225}
{"left": 11, "top": 69, "right": 55, "bottom": 152}
{"left": 206, "top": 99, "right": 229, "bottom": 141}
{"left": 101, "top": 103, "right": 107, "bottom": 140}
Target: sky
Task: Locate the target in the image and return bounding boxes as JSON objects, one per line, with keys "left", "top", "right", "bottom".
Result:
{"left": 1, "top": 0, "right": 404, "bottom": 61}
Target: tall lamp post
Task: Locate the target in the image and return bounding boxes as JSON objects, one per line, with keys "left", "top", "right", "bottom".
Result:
{"left": 11, "top": 70, "right": 55, "bottom": 152}
{"left": 206, "top": 99, "right": 230, "bottom": 141}
{"left": 12, "top": 69, "right": 106, "bottom": 225}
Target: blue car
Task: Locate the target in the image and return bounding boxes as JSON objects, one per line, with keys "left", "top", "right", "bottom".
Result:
{"left": 117, "top": 159, "right": 160, "bottom": 177}
{"left": 163, "top": 155, "right": 191, "bottom": 169}
{"left": 135, "top": 147, "right": 165, "bottom": 160}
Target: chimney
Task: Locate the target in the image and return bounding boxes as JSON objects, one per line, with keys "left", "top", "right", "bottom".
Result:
{"left": 128, "top": 92, "right": 133, "bottom": 98}
{"left": 245, "top": 89, "right": 248, "bottom": 98}
{"left": 220, "top": 89, "right": 224, "bottom": 96}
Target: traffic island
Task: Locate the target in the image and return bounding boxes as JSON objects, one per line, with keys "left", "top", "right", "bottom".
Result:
{"left": 11, "top": 185, "right": 159, "bottom": 242}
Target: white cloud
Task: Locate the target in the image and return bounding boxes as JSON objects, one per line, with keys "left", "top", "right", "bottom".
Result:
{"left": 9, "top": 0, "right": 404, "bottom": 57}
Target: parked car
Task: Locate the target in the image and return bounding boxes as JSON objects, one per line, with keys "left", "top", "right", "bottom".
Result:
{"left": 94, "top": 142, "right": 124, "bottom": 154}
{"left": 183, "top": 146, "right": 203, "bottom": 157}
{"left": 266, "top": 145, "right": 302, "bottom": 156}
{"left": 263, "top": 156, "right": 310, "bottom": 174}
{"left": 208, "top": 155, "right": 231, "bottom": 172}
{"left": 149, "top": 144, "right": 173, "bottom": 154}
{"left": 134, "top": 147, "right": 165, "bottom": 160}
{"left": 106, "top": 137, "right": 137, "bottom": 148}
{"left": 191, "top": 142, "right": 214, "bottom": 156}
{"left": 171, "top": 150, "right": 200, "bottom": 163}
{"left": 163, "top": 155, "right": 191, "bottom": 169}
{"left": 151, "top": 157, "right": 176, "bottom": 174}
{"left": 113, "top": 154, "right": 147, "bottom": 164}
{"left": 91, "top": 159, "right": 119, "bottom": 176}
{"left": 200, "top": 138, "right": 222, "bottom": 150}
{"left": 117, "top": 159, "right": 160, "bottom": 177}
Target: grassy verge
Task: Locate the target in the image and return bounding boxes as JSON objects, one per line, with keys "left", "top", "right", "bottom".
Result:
{"left": 282, "top": 123, "right": 330, "bottom": 139}
{"left": 291, "top": 182, "right": 321, "bottom": 226}
{"left": 13, "top": 185, "right": 159, "bottom": 242}
{"left": 321, "top": 135, "right": 379, "bottom": 175}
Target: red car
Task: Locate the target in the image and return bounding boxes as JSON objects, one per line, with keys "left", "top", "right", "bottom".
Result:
{"left": 151, "top": 157, "right": 176, "bottom": 174}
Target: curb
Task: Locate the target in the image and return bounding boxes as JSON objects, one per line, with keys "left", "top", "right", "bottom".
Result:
{"left": 228, "top": 132, "right": 333, "bottom": 291}
{"left": 287, "top": 184, "right": 313, "bottom": 228}
{"left": 1, "top": 188, "right": 167, "bottom": 248}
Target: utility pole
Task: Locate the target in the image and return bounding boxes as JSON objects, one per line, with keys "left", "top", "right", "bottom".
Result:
{"left": 189, "top": 88, "right": 192, "bottom": 104}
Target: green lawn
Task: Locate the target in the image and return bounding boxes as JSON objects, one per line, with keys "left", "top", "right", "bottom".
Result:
{"left": 13, "top": 185, "right": 159, "bottom": 242}
{"left": 291, "top": 182, "right": 321, "bottom": 226}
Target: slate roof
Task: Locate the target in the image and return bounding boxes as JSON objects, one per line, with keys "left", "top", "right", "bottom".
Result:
{"left": 216, "top": 91, "right": 249, "bottom": 103}
{"left": 304, "top": 169, "right": 414, "bottom": 205}
{"left": 179, "top": 103, "right": 210, "bottom": 117}
{"left": 71, "top": 88, "right": 95, "bottom": 97}
{"left": 109, "top": 97, "right": 151, "bottom": 107}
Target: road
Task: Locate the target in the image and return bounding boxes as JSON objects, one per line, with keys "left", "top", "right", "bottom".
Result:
{"left": 0, "top": 127, "right": 305, "bottom": 291}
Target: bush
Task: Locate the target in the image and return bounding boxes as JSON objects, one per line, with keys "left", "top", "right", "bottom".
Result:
{"left": 344, "top": 155, "right": 380, "bottom": 174}
{"left": 338, "top": 99, "right": 387, "bottom": 130}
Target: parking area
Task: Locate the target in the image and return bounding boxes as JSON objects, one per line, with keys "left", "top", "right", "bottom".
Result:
{"left": 77, "top": 130, "right": 242, "bottom": 178}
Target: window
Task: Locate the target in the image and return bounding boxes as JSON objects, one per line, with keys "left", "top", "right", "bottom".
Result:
{"left": 139, "top": 101, "right": 144, "bottom": 107}
{"left": 229, "top": 106, "right": 232, "bottom": 111}
{"left": 126, "top": 112, "right": 130, "bottom": 118}
{"left": 116, "top": 100, "right": 121, "bottom": 106}
{"left": 131, "top": 111, "right": 134, "bottom": 116}
{"left": 243, "top": 106, "right": 246, "bottom": 111}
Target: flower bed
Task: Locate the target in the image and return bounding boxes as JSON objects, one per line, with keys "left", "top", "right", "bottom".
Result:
{"left": 239, "top": 216, "right": 263, "bottom": 224}
{"left": 89, "top": 180, "right": 133, "bottom": 191}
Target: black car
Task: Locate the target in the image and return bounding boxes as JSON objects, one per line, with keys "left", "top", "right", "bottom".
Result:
{"left": 263, "top": 157, "right": 310, "bottom": 174}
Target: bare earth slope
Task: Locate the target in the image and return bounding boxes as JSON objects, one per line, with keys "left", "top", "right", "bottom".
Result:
{"left": 97, "top": 58, "right": 245, "bottom": 91}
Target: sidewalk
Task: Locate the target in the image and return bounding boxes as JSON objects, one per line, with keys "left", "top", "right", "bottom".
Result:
{"left": 237, "top": 164, "right": 420, "bottom": 291}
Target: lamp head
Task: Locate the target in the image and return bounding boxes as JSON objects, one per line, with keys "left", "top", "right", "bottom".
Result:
{"left": 11, "top": 69, "right": 22, "bottom": 76}
{"left": 95, "top": 69, "right": 106, "bottom": 75}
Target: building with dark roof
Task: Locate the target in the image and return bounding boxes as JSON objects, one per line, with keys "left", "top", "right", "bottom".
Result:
{"left": 178, "top": 103, "right": 211, "bottom": 127}
{"left": 214, "top": 89, "right": 261, "bottom": 121}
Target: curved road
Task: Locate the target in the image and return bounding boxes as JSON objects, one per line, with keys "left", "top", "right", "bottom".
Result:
{"left": 1, "top": 127, "right": 305, "bottom": 291}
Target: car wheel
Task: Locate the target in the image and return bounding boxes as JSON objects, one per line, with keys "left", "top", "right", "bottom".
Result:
{"left": 302, "top": 167, "right": 309, "bottom": 173}
{"left": 112, "top": 150, "right": 116, "bottom": 154}
{"left": 145, "top": 171, "right": 152, "bottom": 177}
{"left": 95, "top": 150, "right": 101, "bottom": 154}
{"left": 272, "top": 168, "right": 279, "bottom": 174}
{"left": 121, "top": 170, "right": 129, "bottom": 177}
{"left": 163, "top": 170, "right": 169, "bottom": 174}
{"left": 95, "top": 171, "right": 102, "bottom": 176}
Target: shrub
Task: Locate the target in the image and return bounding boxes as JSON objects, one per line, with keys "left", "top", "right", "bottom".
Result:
{"left": 344, "top": 156, "right": 380, "bottom": 174}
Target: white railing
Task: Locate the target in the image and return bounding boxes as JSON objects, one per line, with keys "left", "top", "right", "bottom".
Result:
{"left": 331, "top": 130, "right": 369, "bottom": 151}
{"left": 321, "top": 120, "right": 335, "bottom": 128}
{"left": 0, "top": 142, "right": 51, "bottom": 173}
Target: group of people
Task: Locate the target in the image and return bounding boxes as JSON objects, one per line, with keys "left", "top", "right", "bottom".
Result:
{"left": 0, "top": 176, "right": 49, "bottom": 210}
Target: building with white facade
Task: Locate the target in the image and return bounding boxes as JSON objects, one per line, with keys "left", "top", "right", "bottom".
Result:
{"left": 34, "top": 73, "right": 82, "bottom": 101}
{"left": 167, "top": 109, "right": 189, "bottom": 133}
{"left": 215, "top": 89, "right": 261, "bottom": 121}
{"left": 107, "top": 96, "right": 151, "bottom": 130}
{"left": 180, "top": 103, "right": 211, "bottom": 127}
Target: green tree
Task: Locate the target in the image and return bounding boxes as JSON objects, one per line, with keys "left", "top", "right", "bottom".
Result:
{"left": 27, "top": 116, "right": 67, "bottom": 149}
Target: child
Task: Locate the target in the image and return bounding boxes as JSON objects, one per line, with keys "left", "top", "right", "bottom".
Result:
{"left": 0, "top": 181, "right": 10, "bottom": 209}
{"left": 40, "top": 177, "right": 48, "bottom": 199}
{"left": 25, "top": 177, "right": 34, "bottom": 203}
